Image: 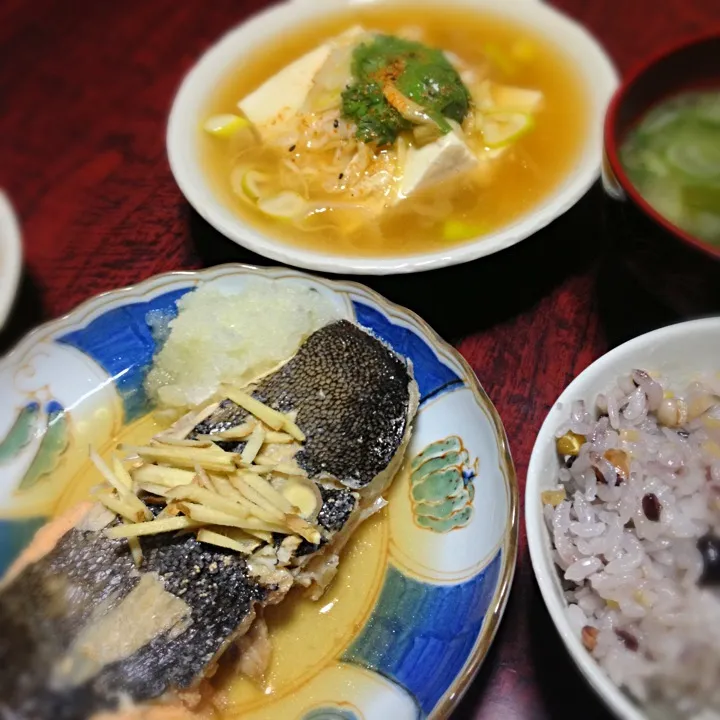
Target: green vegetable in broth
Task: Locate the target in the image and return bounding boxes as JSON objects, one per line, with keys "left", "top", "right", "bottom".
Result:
{"left": 683, "top": 184, "right": 720, "bottom": 214}
{"left": 341, "top": 34, "right": 471, "bottom": 146}
{"left": 341, "top": 80, "right": 412, "bottom": 146}
{"left": 620, "top": 90, "right": 720, "bottom": 245}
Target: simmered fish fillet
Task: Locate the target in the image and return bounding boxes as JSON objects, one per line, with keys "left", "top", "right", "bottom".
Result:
{"left": 0, "top": 508, "right": 281, "bottom": 720}
{"left": 192, "top": 319, "right": 417, "bottom": 491}
{"left": 0, "top": 320, "right": 418, "bottom": 720}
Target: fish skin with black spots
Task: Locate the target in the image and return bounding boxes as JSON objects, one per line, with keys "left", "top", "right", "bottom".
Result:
{"left": 192, "top": 319, "right": 419, "bottom": 492}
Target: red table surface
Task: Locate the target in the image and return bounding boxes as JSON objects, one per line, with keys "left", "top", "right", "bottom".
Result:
{"left": 1, "top": 1, "right": 719, "bottom": 717}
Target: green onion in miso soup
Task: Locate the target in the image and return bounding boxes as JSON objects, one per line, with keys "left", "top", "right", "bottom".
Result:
{"left": 621, "top": 90, "right": 720, "bottom": 245}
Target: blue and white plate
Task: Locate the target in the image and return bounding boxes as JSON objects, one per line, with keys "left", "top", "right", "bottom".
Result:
{"left": 0, "top": 264, "right": 517, "bottom": 719}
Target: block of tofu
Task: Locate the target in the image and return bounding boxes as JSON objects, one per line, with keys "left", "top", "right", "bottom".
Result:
{"left": 397, "top": 131, "right": 479, "bottom": 201}
{"left": 238, "top": 45, "right": 332, "bottom": 134}
{"left": 238, "top": 26, "right": 366, "bottom": 140}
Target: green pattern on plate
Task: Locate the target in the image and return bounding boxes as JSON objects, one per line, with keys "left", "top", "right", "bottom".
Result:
{"left": 409, "top": 436, "right": 477, "bottom": 533}
{"left": 0, "top": 402, "right": 40, "bottom": 463}
{"left": 18, "top": 402, "right": 70, "bottom": 491}
{"left": 302, "top": 708, "right": 359, "bottom": 720}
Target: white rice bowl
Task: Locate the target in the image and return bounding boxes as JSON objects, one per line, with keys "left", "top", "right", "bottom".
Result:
{"left": 527, "top": 318, "right": 720, "bottom": 720}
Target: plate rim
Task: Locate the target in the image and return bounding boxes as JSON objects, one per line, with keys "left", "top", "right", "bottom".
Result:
{"left": 0, "top": 191, "right": 23, "bottom": 330}
{"left": 0, "top": 262, "right": 519, "bottom": 718}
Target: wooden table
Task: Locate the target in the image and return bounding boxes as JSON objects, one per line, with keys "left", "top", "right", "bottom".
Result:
{"left": 1, "top": 0, "right": 719, "bottom": 717}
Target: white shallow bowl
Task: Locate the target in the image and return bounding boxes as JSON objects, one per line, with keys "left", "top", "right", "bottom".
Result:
{"left": 167, "top": 0, "right": 618, "bottom": 275}
{"left": 0, "top": 192, "right": 22, "bottom": 329}
{"left": 526, "top": 318, "right": 720, "bottom": 720}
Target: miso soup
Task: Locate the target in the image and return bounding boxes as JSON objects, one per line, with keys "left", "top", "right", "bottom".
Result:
{"left": 621, "top": 90, "right": 720, "bottom": 246}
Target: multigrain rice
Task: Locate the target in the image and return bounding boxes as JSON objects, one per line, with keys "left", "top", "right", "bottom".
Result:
{"left": 544, "top": 369, "right": 720, "bottom": 718}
